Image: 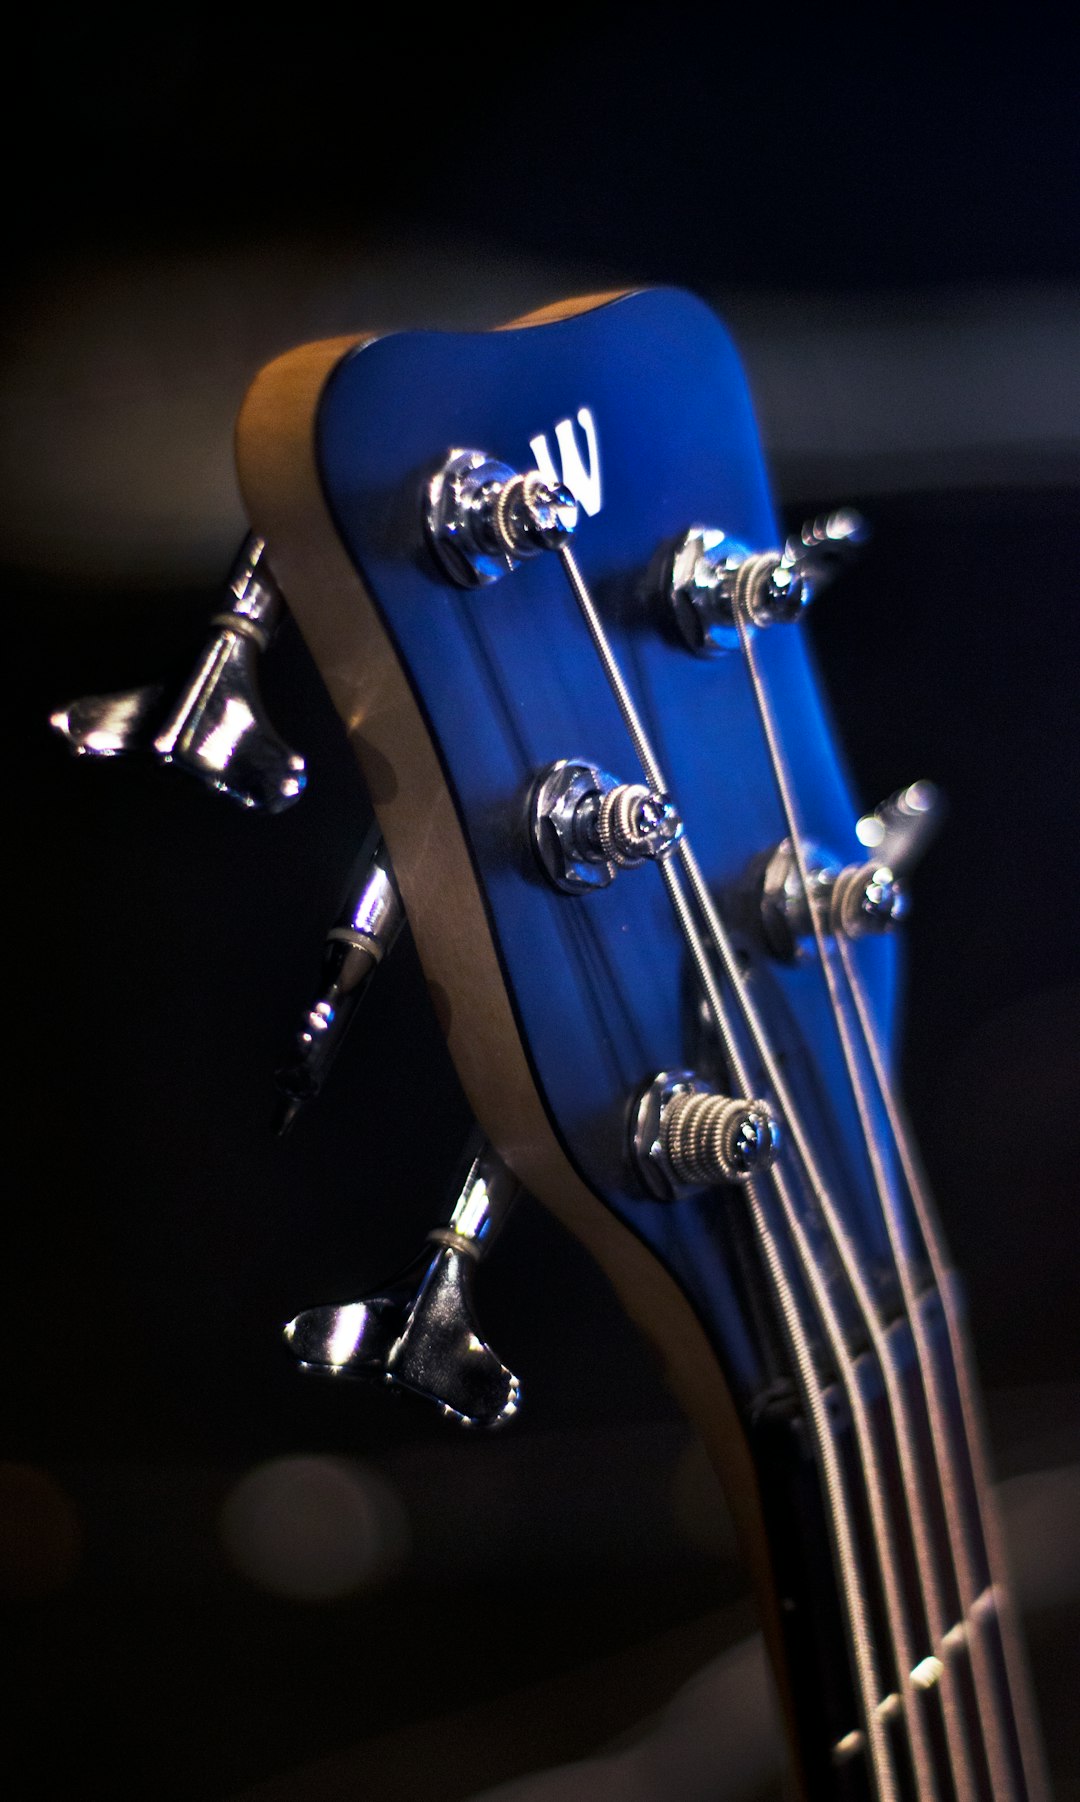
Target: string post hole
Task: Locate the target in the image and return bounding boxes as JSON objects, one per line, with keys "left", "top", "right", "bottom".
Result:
{"left": 633, "top": 1071, "right": 779, "bottom": 1200}
{"left": 426, "top": 450, "right": 578, "bottom": 587}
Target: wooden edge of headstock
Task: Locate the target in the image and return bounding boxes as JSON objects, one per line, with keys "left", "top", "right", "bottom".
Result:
{"left": 234, "top": 296, "right": 803, "bottom": 1790}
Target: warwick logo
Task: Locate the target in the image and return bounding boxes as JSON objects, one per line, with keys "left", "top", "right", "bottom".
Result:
{"left": 528, "top": 407, "right": 602, "bottom": 517}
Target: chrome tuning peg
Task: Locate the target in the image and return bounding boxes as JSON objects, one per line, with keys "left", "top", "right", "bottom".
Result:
{"left": 284, "top": 1141, "right": 522, "bottom": 1429}
{"left": 50, "top": 534, "right": 306, "bottom": 812}
{"left": 855, "top": 780, "right": 944, "bottom": 875}
{"left": 760, "top": 837, "right": 909, "bottom": 962}
{"left": 273, "top": 833, "right": 404, "bottom": 1135}
{"left": 426, "top": 450, "right": 579, "bottom": 587}
{"left": 531, "top": 758, "right": 683, "bottom": 893}
{"left": 667, "top": 509, "right": 867, "bottom": 654}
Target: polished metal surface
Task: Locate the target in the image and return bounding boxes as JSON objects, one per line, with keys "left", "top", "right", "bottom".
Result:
{"left": 274, "top": 835, "right": 405, "bottom": 1133}
{"left": 284, "top": 1142, "right": 522, "bottom": 1428}
{"left": 665, "top": 509, "right": 866, "bottom": 655}
{"left": 49, "top": 535, "right": 306, "bottom": 811}
{"left": 667, "top": 525, "right": 754, "bottom": 655}
{"left": 531, "top": 757, "right": 618, "bottom": 892}
{"left": 633, "top": 1071, "right": 779, "bottom": 1200}
{"left": 50, "top": 683, "right": 164, "bottom": 757}
{"left": 593, "top": 781, "right": 683, "bottom": 866}
{"left": 855, "top": 779, "right": 944, "bottom": 873}
{"left": 760, "top": 838, "right": 908, "bottom": 959}
{"left": 426, "top": 448, "right": 578, "bottom": 587}
{"left": 531, "top": 758, "right": 681, "bottom": 894}
{"left": 829, "top": 862, "right": 909, "bottom": 939}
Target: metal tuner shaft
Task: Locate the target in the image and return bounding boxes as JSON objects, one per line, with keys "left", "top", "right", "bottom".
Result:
{"left": 273, "top": 833, "right": 404, "bottom": 1134}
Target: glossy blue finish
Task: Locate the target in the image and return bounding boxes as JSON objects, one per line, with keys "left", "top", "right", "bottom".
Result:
{"left": 315, "top": 289, "right": 914, "bottom": 1407}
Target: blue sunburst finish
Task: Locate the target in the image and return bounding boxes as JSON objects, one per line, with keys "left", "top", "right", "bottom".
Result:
{"left": 314, "top": 289, "right": 913, "bottom": 1411}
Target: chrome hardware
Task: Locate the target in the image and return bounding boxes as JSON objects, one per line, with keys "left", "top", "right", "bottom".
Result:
{"left": 274, "top": 834, "right": 405, "bottom": 1134}
{"left": 666, "top": 510, "right": 867, "bottom": 656}
{"left": 50, "top": 535, "right": 306, "bottom": 812}
{"left": 634, "top": 1071, "right": 779, "bottom": 1200}
{"left": 284, "top": 1142, "right": 521, "bottom": 1429}
{"left": 426, "top": 449, "right": 578, "bottom": 587}
{"left": 531, "top": 758, "right": 682, "bottom": 895}
{"left": 760, "top": 840, "right": 909, "bottom": 961}
{"left": 856, "top": 779, "right": 944, "bottom": 874}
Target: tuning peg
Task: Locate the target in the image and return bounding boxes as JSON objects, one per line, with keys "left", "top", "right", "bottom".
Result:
{"left": 667, "top": 509, "right": 867, "bottom": 654}
{"left": 855, "top": 780, "right": 944, "bottom": 875}
{"left": 50, "top": 534, "right": 306, "bottom": 812}
{"left": 284, "top": 1141, "right": 521, "bottom": 1429}
{"left": 426, "top": 450, "right": 579, "bottom": 587}
{"left": 273, "top": 833, "right": 404, "bottom": 1135}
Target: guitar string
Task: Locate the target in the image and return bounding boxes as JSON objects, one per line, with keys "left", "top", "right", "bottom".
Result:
{"left": 836, "top": 933, "right": 1051, "bottom": 1802}
{"left": 732, "top": 606, "right": 988, "bottom": 1802}
{"left": 660, "top": 856, "right": 897, "bottom": 1797}
{"left": 559, "top": 542, "right": 934, "bottom": 1799}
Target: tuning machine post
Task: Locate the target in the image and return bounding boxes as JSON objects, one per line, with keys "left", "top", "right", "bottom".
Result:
{"left": 50, "top": 534, "right": 306, "bottom": 812}
{"left": 757, "top": 780, "right": 944, "bottom": 962}
{"left": 666, "top": 510, "right": 867, "bottom": 656}
{"left": 531, "top": 758, "right": 683, "bottom": 893}
{"left": 284, "top": 1140, "right": 522, "bottom": 1429}
{"left": 634, "top": 1072, "right": 780, "bottom": 1200}
{"left": 425, "top": 450, "right": 579, "bottom": 587}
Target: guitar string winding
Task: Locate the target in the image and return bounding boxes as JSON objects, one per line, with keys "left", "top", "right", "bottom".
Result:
{"left": 558, "top": 544, "right": 933, "bottom": 1800}
{"left": 731, "top": 606, "right": 988, "bottom": 1802}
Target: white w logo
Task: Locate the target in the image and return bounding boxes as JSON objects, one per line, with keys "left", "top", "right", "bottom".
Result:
{"left": 528, "top": 407, "right": 602, "bottom": 517}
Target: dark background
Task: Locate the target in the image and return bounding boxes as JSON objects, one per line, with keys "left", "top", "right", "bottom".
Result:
{"left": 7, "top": 9, "right": 1079, "bottom": 1800}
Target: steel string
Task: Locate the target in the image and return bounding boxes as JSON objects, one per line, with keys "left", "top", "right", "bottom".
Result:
{"left": 836, "top": 933, "right": 1051, "bottom": 1802}
{"left": 558, "top": 543, "right": 937, "bottom": 1798}
{"left": 732, "top": 603, "right": 988, "bottom": 1800}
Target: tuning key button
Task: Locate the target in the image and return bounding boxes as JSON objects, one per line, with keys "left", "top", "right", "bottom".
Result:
{"left": 634, "top": 1072, "right": 780, "bottom": 1200}
{"left": 426, "top": 449, "right": 579, "bottom": 587}
{"left": 50, "top": 535, "right": 306, "bottom": 812}
{"left": 665, "top": 510, "right": 867, "bottom": 656}
{"left": 531, "top": 758, "right": 683, "bottom": 894}
{"left": 760, "top": 840, "right": 909, "bottom": 961}
{"left": 284, "top": 1141, "right": 522, "bottom": 1430}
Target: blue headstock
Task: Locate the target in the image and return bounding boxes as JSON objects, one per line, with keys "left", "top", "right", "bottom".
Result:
{"left": 237, "top": 288, "right": 903, "bottom": 1405}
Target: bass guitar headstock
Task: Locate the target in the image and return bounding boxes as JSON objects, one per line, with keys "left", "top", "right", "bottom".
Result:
{"left": 52, "top": 287, "right": 1043, "bottom": 1802}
